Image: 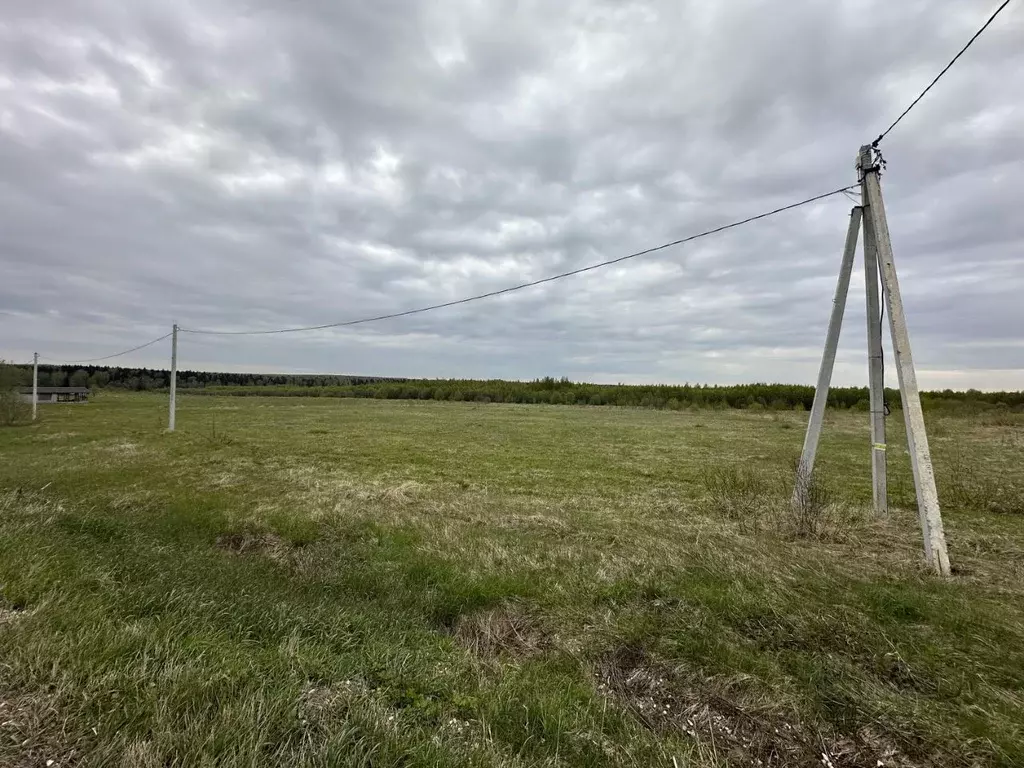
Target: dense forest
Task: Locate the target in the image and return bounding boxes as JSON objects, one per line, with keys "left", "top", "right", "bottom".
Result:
{"left": 4, "top": 364, "right": 1023, "bottom": 412}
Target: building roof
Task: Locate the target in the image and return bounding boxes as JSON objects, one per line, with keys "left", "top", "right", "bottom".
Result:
{"left": 19, "top": 387, "right": 90, "bottom": 394}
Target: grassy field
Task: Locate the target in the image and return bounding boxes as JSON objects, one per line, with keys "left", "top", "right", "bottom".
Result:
{"left": 1, "top": 392, "right": 1022, "bottom": 767}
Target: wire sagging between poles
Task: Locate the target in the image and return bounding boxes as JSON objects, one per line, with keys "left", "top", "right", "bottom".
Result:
{"left": 873, "top": 0, "right": 1013, "bottom": 146}
{"left": 39, "top": 332, "right": 173, "bottom": 365}
{"left": 181, "top": 184, "right": 859, "bottom": 336}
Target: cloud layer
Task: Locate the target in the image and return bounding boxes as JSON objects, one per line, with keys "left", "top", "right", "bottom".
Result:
{"left": 2, "top": 0, "right": 1022, "bottom": 388}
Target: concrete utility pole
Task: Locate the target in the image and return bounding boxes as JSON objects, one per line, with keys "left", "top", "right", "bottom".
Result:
{"left": 793, "top": 206, "right": 861, "bottom": 506}
{"left": 861, "top": 148, "right": 887, "bottom": 517}
{"left": 860, "top": 146, "right": 949, "bottom": 575}
{"left": 797, "top": 146, "right": 950, "bottom": 576}
{"left": 32, "top": 352, "right": 38, "bottom": 421}
{"left": 168, "top": 324, "right": 178, "bottom": 432}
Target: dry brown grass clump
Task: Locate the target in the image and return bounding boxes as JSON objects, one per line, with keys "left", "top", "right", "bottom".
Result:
{"left": 214, "top": 530, "right": 299, "bottom": 567}
{"left": 452, "top": 603, "right": 554, "bottom": 661}
{"left": 0, "top": 688, "right": 84, "bottom": 768}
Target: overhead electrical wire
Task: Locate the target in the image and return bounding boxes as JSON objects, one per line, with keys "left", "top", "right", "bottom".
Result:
{"left": 873, "top": 0, "right": 1013, "bottom": 146}
{"left": 39, "top": 332, "right": 172, "bottom": 365}
{"left": 180, "top": 184, "right": 859, "bottom": 336}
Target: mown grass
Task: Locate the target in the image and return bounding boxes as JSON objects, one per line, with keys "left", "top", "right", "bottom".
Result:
{"left": 1, "top": 392, "right": 1022, "bottom": 767}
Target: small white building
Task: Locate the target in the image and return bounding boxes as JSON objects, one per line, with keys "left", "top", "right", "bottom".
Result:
{"left": 20, "top": 386, "right": 90, "bottom": 404}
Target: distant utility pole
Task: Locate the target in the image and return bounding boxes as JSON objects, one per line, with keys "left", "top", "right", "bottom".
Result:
{"left": 32, "top": 352, "right": 38, "bottom": 421}
{"left": 795, "top": 145, "right": 950, "bottom": 576}
{"left": 168, "top": 324, "right": 178, "bottom": 432}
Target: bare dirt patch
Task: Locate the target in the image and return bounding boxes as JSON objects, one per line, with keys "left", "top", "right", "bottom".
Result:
{"left": 596, "top": 644, "right": 919, "bottom": 768}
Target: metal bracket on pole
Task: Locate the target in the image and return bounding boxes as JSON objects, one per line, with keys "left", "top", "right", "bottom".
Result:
{"left": 794, "top": 206, "right": 861, "bottom": 506}
{"left": 32, "top": 352, "right": 38, "bottom": 421}
{"left": 168, "top": 324, "right": 178, "bottom": 432}
{"left": 859, "top": 145, "right": 950, "bottom": 575}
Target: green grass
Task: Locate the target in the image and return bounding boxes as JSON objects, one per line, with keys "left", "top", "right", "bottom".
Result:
{"left": 1, "top": 392, "right": 1022, "bottom": 767}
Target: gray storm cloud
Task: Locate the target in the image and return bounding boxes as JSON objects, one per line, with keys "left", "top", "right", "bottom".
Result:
{"left": 1, "top": 0, "right": 1022, "bottom": 388}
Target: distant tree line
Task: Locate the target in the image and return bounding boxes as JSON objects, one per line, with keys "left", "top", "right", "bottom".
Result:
{"left": 5, "top": 366, "right": 1022, "bottom": 412}
{"left": 6, "top": 365, "right": 392, "bottom": 391}
{"left": 188, "top": 378, "right": 1024, "bottom": 412}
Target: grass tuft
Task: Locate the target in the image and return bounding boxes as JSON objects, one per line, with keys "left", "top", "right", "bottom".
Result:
{"left": 700, "top": 463, "right": 853, "bottom": 540}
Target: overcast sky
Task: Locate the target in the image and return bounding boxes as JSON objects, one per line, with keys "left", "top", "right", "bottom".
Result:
{"left": 1, "top": 1, "right": 1022, "bottom": 388}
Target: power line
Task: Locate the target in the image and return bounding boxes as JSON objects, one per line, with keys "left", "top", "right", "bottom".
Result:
{"left": 39, "top": 332, "right": 173, "bottom": 365}
{"left": 181, "top": 184, "right": 858, "bottom": 336}
{"left": 874, "top": 0, "right": 1013, "bottom": 146}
